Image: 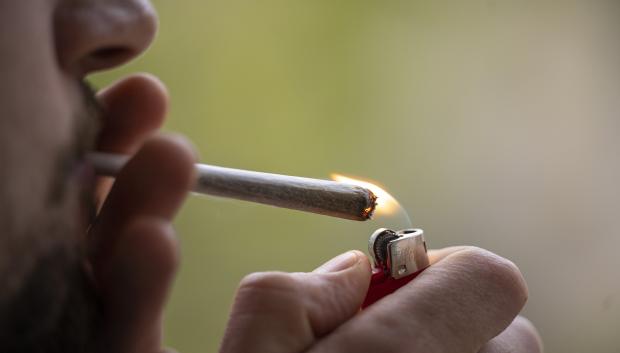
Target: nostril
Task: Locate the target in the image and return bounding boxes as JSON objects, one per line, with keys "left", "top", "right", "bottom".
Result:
{"left": 54, "top": 0, "right": 158, "bottom": 76}
{"left": 55, "top": 0, "right": 158, "bottom": 76}
{"left": 83, "top": 46, "right": 136, "bottom": 73}
{"left": 91, "top": 46, "right": 134, "bottom": 62}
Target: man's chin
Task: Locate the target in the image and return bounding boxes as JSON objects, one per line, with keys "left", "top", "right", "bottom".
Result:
{"left": 0, "top": 214, "right": 101, "bottom": 352}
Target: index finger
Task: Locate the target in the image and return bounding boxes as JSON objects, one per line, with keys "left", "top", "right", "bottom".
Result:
{"left": 309, "top": 247, "right": 528, "bottom": 353}
{"left": 93, "top": 73, "right": 168, "bottom": 207}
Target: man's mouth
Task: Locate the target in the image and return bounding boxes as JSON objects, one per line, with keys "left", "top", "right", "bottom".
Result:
{"left": 46, "top": 80, "right": 102, "bottom": 225}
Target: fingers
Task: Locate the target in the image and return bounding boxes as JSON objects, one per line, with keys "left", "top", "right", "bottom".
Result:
{"left": 427, "top": 246, "right": 469, "bottom": 264}
{"left": 309, "top": 247, "right": 528, "bottom": 353}
{"left": 478, "top": 316, "right": 543, "bottom": 353}
{"left": 91, "top": 135, "right": 195, "bottom": 352}
{"left": 94, "top": 73, "right": 169, "bottom": 206}
{"left": 89, "top": 75, "right": 193, "bottom": 353}
{"left": 306, "top": 252, "right": 370, "bottom": 336}
{"left": 90, "top": 135, "right": 196, "bottom": 273}
{"left": 98, "top": 217, "right": 178, "bottom": 353}
{"left": 219, "top": 251, "right": 372, "bottom": 353}
{"left": 96, "top": 73, "right": 168, "bottom": 152}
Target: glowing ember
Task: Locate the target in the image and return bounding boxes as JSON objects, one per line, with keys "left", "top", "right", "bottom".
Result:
{"left": 330, "top": 174, "right": 401, "bottom": 216}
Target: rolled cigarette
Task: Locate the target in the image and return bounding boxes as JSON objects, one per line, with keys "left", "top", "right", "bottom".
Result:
{"left": 87, "top": 152, "right": 377, "bottom": 221}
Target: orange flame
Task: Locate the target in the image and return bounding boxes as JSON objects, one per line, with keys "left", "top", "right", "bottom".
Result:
{"left": 330, "top": 174, "right": 401, "bottom": 216}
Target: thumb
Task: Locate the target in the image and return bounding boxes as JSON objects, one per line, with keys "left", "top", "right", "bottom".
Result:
{"left": 219, "top": 251, "right": 371, "bottom": 353}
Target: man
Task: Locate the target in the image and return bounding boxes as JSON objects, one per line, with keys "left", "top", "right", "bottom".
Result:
{"left": 0, "top": 1, "right": 542, "bottom": 352}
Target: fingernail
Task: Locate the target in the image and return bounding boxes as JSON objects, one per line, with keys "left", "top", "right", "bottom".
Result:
{"left": 314, "top": 251, "right": 361, "bottom": 273}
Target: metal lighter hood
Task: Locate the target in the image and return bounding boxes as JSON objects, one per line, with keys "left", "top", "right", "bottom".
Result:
{"left": 369, "top": 228, "right": 429, "bottom": 279}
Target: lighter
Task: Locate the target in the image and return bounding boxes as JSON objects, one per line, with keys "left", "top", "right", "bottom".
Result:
{"left": 362, "top": 228, "right": 430, "bottom": 308}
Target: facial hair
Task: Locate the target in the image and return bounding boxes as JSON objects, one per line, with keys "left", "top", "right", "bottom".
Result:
{"left": 0, "top": 213, "right": 102, "bottom": 353}
{"left": 0, "top": 81, "right": 103, "bottom": 353}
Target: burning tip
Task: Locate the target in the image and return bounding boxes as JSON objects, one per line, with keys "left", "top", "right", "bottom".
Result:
{"left": 361, "top": 194, "right": 378, "bottom": 220}
{"left": 330, "top": 174, "right": 401, "bottom": 217}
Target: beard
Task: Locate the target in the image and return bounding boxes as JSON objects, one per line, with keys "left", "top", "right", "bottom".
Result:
{"left": 0, "top": 202, "right": 102, "bottom": 353}
{"left": 0, "top": 81, "right": 103, "bottom": 352}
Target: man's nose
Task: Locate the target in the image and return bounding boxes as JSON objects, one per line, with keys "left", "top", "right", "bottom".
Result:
{"left": 54, "top": 0, "right": 158, "bottom": 76}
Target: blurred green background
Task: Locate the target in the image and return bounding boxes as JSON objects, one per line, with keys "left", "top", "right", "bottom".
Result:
{"left": 93, "top": 1, "right": 620, "bottom": 352}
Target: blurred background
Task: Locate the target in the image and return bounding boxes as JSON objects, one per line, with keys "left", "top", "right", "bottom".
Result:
{"left": 93, "top": 1, "right": 620, "bottom": 352}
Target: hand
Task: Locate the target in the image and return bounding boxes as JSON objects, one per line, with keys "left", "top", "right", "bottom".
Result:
{"left": 88, "top": 73, "right": 196, "bottom": 353}
{"left": 220, "top": 247, "right": 542, "bottom": 353}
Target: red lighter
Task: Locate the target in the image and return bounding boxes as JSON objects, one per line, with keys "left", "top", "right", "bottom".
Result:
{"left": 362, "top": 228, "right": 430, "bottom": 308}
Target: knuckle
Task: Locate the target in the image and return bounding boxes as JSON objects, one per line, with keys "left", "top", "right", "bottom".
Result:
{"left": 237, "top": 271, "right": 299, "bottom": 298}
{"left": 233, "top": 272, "right": 304, "bottom": 317}
{"left": 457, "top": 247, "right": 528, "bottom": 309}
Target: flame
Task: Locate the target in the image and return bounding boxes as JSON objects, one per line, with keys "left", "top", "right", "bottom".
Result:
{"left": 330, "top": 174, "right": 401, "bottom": 216}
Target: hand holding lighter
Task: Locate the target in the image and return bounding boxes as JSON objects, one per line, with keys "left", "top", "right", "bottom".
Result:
{"left": 362, "top": 228, "right": 430, "bottom": 308}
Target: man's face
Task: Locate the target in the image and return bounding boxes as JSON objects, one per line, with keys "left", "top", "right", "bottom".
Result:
{"left": 0, "top": 0, "right": 157, "bottom": 349}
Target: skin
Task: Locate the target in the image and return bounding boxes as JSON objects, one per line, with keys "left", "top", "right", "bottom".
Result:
{"left": 0, "top": 1, "right": 543, "bottom": 352}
